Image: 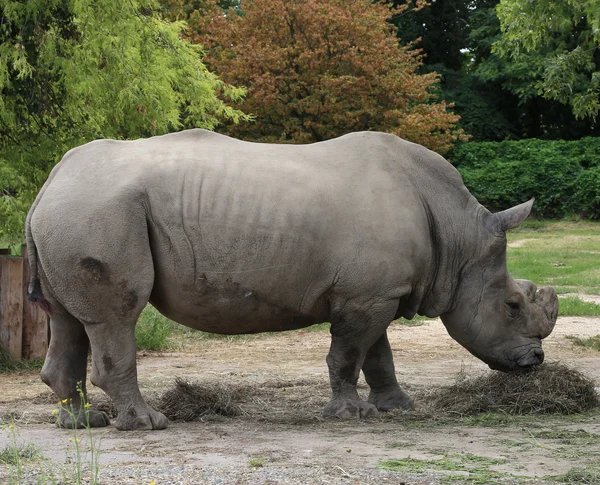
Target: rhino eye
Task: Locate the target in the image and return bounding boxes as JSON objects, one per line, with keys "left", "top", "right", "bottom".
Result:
{"left": 506, "top": 299, "right": 520, "bottom": 314}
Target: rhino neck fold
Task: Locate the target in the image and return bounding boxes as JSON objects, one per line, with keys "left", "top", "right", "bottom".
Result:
{"left": 414, "top": 194, "right": 485, "bottom": 318}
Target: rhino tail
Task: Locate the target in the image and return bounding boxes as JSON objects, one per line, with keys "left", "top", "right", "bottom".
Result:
{"left": 25, "top": 201, "right": 53, "bottom": 315}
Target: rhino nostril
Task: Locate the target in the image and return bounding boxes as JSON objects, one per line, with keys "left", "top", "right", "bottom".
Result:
{"left": 533, "top": 348, "right": 544, "bottom": 364}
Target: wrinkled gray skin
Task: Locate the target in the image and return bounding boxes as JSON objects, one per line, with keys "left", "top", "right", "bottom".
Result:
{"left": 26, "top": 130, "right": 558, "bottom": 430}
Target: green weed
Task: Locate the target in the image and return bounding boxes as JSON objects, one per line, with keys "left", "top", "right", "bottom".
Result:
{"left": 553, "top": 464, "right": 600, "bottom": 484}
{"left": 506, "top": 222, "right": 600, "bottom": 293}
{"left": 566, "top": 335, "right": 600, "bottom": 352}
{"left": 394, "top": 314, "right": 431, "bottom": 327}
{"left": 0, "top": 424, "right": 43, "bottom": 484}
{"left": 559, "top": 297, "right": 600, "bottom": 316}
{"left": 135, "top": 306, "right": 178, "bottom": 351}
{"left": 0, "top": 345, "right": 43, "bottom": 373}
{"left": 248, "top": 457, "right": 265, "bottom": 468}
{"left": 378, "top": 453, "right": 513, "bottom": 484}
{"left": 532, "top": 429, "right": 600, "bottom": 446}
{"left": 0, "top": 442, "right": 39, "bottom": 466}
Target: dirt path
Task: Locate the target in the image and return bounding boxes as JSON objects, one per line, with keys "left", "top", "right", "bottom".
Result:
{"left": 1, "top": 315, "right": 600, "bottom": 484}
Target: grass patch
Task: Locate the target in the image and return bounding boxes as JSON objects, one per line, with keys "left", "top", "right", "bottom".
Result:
{"left": 0, "top": 346, "right": 43, "bottom": 373}
{"left": 394, "top": 314, "right": 431, "bottom": 327}
{"left": 248, "top": 458, "right": 265, "bottom": 468}
{"left": 532, "top": 429, "right": 600, "bottom": 446}
{"left": 135, "top": 306, "right": 178, "bottom": 351}
{"left": 507, "top": 221, "right": 600, "bottom": 294}
{"left": 553, "top": 464, "right": 600, "bottom": 484}
{"left": 0, "top": 442, "right": 40, "bottom": 465}
{"left": 559, "top": 296, "right": 600, "bottom": 316}
{"left": 379, "top": 453, "right": 511, "bottom": 484}
{"left": 566, "top": 335, "right": 600, "bottom": 352}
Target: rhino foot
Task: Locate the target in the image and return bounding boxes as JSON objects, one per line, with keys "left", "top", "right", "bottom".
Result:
{"left": 57, "top": 408, "right": 111, "bottom": 429}
{"left": 323, "top": 398, "right": 378, "bottom": 419}
{"left": 115, "top": 406, "right": 169, "bottom": 431}
{"left": 368, "top": 388, "right": 414, "bottom": 412}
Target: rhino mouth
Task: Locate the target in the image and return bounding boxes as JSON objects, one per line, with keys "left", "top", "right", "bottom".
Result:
{"left": 487, "top": 345, "right": 545, "bottom": 372}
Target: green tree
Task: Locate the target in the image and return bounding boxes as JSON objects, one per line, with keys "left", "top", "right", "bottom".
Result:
{"left": 392, "top": 0, "right": 600, "bottom": 140}
{"left": 495, "top": 0, "right": 600, "bottom": 120}
{"left": 0, "top": 0, "right": 247, "bottom": 244}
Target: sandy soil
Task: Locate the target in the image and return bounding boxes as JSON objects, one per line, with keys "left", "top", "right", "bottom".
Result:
{"left": 1, "top": 314, "right": 600, "bottom": 484}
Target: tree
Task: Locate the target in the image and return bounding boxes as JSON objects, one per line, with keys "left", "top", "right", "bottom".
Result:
{"left": 495, "top": 0, "right": 600, "bottom": 120}
{"left": 0, "top": 0, "right": 247, "bottom": 244}
{"left": 194, "top": 0, "right": 466, "bottom": 153}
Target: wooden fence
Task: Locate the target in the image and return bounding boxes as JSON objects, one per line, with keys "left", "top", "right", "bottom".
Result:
{"left": 0, "top": 245, "right": 49, "bottom": 360}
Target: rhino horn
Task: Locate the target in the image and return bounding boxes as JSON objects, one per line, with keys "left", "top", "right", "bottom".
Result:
{"left": 493, "top": 198, "right": 534, "bottom": 232}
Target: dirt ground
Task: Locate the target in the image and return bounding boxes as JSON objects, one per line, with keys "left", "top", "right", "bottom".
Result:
{"left": 1, "top": 310, "right": 600, "bottom": 484}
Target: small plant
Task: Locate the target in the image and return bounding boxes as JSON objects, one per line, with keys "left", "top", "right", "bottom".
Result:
{"left": 567, "top": 335, "right": 600, "bottom": 352}
{"left": 559, "top": 297, "right": 600, "bottom": 317}
{"left": 379, "top": 453, "right": 512, "bottom": 483}
{"left": 554, "top": 464, "right": 600, "bottom": 484}
{"left": 0, "top": 423, "right": 41, "bottom": 484}
{"left": 248, "top": 457, "right": 265, "bottom": 468}
{"left": 56, "top": 383, "right": 105, "bottom": 485}
{"left": 0, "top": 345, "right": 43, "bottom": 373}
{"left": 135, "top": 305, "right": 177, "bottom": 351}
{"left": 394, "top": 314, "right": 431, "bottom": 327}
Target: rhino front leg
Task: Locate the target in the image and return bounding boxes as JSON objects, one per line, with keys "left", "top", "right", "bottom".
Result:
{"left": 322, "top": 299, "right": 398, "bottom": 419}
{"left": 363, "top": 332, "right": 413, "bottom": 411}
{"left": 41, "top": 313, "right": 110, "bottom": 429}
{"left": 84, "top": 320, "right": 168, "bottom": 431}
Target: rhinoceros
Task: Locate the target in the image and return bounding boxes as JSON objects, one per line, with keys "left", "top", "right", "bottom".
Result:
{"left": 25, "top": 129, "right": 558, "bottom": 430}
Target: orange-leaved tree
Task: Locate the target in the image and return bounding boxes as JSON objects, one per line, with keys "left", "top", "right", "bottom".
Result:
{"left": 187, "top": 0, "right": 467, "bottom": 154}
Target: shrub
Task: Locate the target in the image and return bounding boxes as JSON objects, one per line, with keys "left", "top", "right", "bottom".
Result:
{"left": 450, "top": 138, "right": 600, "bottom": 219}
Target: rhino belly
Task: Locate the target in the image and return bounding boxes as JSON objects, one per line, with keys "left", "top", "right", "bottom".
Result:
{"left": 148, "top": 274, "right": 327, "bottom": 335}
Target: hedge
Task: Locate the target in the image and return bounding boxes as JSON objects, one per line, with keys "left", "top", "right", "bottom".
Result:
{"left": 449, "top": 138, "right": 600, "bottom": 219}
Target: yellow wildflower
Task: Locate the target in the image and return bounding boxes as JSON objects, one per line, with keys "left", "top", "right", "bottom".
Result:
{"left": 61, "top": 399, "right": 68, "bottom": 404}
{"left": 51, "top": 409, "right": 58, "bottom": 415}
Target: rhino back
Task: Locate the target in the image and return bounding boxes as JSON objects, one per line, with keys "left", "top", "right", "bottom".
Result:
{"left": 33, "top": 130, "right": 465, "bottom": 333}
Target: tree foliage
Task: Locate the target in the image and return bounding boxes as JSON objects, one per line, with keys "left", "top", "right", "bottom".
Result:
{"left": 495, "top": 0, "right": 600, "bottom": 120}
{"left": 0, "top": 0, "right": 247, "bottom": 244}
{"left": 192, "top": 0, "right": 466, "bottom": 153}
{"left": 451, "top": 138, "right": 600, "bottom": 219}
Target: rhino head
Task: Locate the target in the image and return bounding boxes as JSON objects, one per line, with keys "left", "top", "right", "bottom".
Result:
{"left": 440, "top": 199, "right": 559, "bottom": 372}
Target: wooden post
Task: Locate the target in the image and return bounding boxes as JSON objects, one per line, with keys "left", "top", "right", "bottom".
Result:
{"left": 21, "top": 244, "right": 49, "bottom": 360}
{"left": 0, "top": 256, "right": 24, "bottom": 360}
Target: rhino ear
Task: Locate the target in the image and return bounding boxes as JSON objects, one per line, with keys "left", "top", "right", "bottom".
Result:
{"left": 494, "top": 198, "right": 534, "bottom": 232}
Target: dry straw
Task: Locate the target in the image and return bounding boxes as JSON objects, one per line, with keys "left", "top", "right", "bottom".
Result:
{"left": 154, "top": 377, "right": 245, "bottom": 421}
{"left": 430, "top": 362, "right": 599, "bottom": 416}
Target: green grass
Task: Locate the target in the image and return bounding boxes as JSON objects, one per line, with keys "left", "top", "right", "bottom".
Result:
{"left": 378, "top": 453, "right": 513, "bottom": 484}
{"left": 507, "top": 221, "right": 600, "bottom": 295}
{"left": 531, "top": 429, "right": 600, "bottom": 446}
{"left": 135, "top": 306, "right": 179, "bottom": 351}
{"left": 248, "top": 457, "right": 265, "bottom": 468}
{"left": 394, "top": 314, "right": 432, "bottom": 326}
{"left": 0, "top": 346, "right": 43, "bottom": 373}
{"left": 0, "top": 442, "right": 40, "bottom": 465}
{"left": 559, "top": 296, "right": 600, "bottom": 317}
{"left": 566, "top": 335, "right": 600, "bottom": 352}
{"left": 553, "top": 464, "right": 600, "bottom": 484}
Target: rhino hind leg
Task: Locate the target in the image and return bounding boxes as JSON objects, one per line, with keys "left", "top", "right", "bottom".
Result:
{"left": 363, "top": 332, "right": 413, "bottom": 411}
{"left": 41, "top": 313, "right": 110, "bottom": 428}
{"left": 85, "top": 316, "right": 168, "bottom": 431}
{"left": 322, "top": 299, "right": 399, "bottom": 420}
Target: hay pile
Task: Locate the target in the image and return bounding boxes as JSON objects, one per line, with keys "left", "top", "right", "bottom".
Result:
{"left": 154, "top": 377, "right": 245, "bottom": 421}
{"left": 430, "top": 362, "right": 599, "bottom": 416}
